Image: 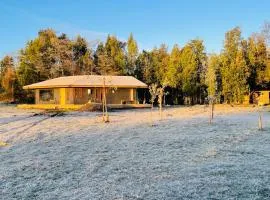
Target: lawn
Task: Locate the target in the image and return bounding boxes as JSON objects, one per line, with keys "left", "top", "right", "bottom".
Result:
{"left": 0, "top": 105, "right": 270, "bottom": 199}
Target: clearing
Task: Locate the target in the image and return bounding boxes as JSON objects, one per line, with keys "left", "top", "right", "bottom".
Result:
{"left": 0, "top": 104, "right": 270, "bottom": 199}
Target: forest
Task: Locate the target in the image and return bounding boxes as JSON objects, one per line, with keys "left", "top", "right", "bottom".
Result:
{"left": 0, "top": 22, "right": 270, "bottom": 104}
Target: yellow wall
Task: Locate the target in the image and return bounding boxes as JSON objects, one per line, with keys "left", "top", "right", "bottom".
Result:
{"left": 60, "top": 88, "right": 66, "bottom": 105}
{"left": 34, "top": 87, "right": 139, "bottom": 105}
{"left": 258, "top": 91, "right": 270, "bottom": 106}
{"left": 107, "top": 88, "right": 134, "bottom": 104}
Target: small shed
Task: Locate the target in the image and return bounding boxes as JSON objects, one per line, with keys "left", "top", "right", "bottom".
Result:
{"left": 257, "top": 90, "right": 270, "bottom": 106}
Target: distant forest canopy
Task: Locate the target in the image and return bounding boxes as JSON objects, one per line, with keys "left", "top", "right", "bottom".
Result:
{"left": 0, "top": 21, "right": 270, "bottom": 104}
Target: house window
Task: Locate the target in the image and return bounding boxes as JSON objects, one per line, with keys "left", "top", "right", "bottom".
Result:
{"left": 40, "top": 90, "right": 54, "bottom": 102}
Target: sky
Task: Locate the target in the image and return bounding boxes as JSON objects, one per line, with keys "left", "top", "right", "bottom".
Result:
{"left": 0, "top": 0, "right": 269, "bottom": 58}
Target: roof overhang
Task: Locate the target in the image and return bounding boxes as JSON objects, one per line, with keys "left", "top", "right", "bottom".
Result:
{"left": 23, "top": 85, "right": 148, "bottom": 90}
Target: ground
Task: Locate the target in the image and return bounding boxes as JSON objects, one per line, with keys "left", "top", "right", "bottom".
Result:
{"left": 0, "top": 104, "right": 270, "bottom": 199}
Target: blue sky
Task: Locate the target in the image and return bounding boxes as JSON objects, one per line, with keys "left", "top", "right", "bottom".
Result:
{"left": 0, "top": 0, "right": 269, "bottom": 58}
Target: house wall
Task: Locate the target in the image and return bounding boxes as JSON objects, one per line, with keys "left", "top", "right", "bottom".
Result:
{"left": 74, "top": 88, "right": 89, "bottom": 104}
{"left": 258, "top": 91, "right": 270, "bottom": 105}
{"left": 35, "top": 90, "right": 39, "bottom": 104}
{"left": 65, "top": 88, "right": 75, "bottom": 104}
{"left": 34, "top": 87, "right": 139, "bottom": 105}
{"left": 35, "top": 88, "right": 60, "bottom": 104}
{"left": 107, "top": 88, "right": 136, "bottom": 104}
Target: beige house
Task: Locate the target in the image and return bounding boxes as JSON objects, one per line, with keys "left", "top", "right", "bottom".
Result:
{"left": 21, "top": 75, "right": 149, "bottom": 109}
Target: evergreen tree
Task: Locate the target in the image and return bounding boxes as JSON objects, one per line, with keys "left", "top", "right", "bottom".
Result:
{"left": 126, "top": 33, "right": 138, "bottom": 75}
{"left": 135, "top": 50, "right": 156, "bottom": 85}
{"left": 220, "top": 27, "right": 249, "bottom": 103}
{"left": 246, "top": 34, "right": 269, "bottom": 90}
{"left": 94, "top": 43, "right": 115, "bottom": 75}
{"left": 206, "top": 54, "right": 220, "bottom": 98}
{"left": 105, "top": 35, "right": 126, "bottom": 75}
{"left": 167, "top": 44, "right": 182, "bottom": 88}
{"left": 152, "top": 44, "right": 169, "bottom": 86}
{"left": 189, "top": 39, "right": 207, "bottom": 103}
{"left": 180, "top": 44, "right": 197, "bottom": 104}
{"left": 72, "top": 36, "right": 89, "bottom": 75}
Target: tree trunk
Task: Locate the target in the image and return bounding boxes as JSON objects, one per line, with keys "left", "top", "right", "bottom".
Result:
{"left": 209, "top": 101, "right": 214, "bottom": 124}
{"left": 159, "top": 103, "right": 162, "bottom": 120}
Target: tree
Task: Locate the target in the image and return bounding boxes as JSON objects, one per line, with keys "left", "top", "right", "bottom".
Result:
{"left": 246, "top": 34, "right": 269, "bottom": 90}
{"left": 81, "top": 49, "right": 95, "bottom": 75}
{"left": 206, "top": 54, "right": 220, "bottom": 97}
{"left": 105, "top": 35, "right": 126, "bottom": 75}
{"left": 0, "top": 56, "right": 16, "bottom": 101}
{"left": 0, "top": 56, "right": 14, "bottom": 90}
{"left": 149, "top": 83, "right": 158, "bottom": 125}
{"left": 157, "top": 86, "right": 165, "bottom": 119}
{"left": 94, "top": 43, "right": 115, "bottom": 75}
{"left": 167, "top": 44, "right": 182, "bottom": 88}
{"left": 180, "top": 44, "right": 197, "bottom": 104}
{"left": 152, "top": 44, "right": 169, "bottom": 86}
{"left": 262, "top": 21, "right": 270, "bottom": 46}
{"left": 51, "top": 33, "right": 73, "bottom": 77}
{"left": 135, "top": 50, "right": 156, "bottom": 85}
{"left": 206, "top": 54, "right": 221, "bottom": 123}
{"left": 220, "top": 27, "right": 249, "bottom": 103}
{"left": 126, "top": 33, "right": 138, "bottom": 75}
{"left": 72, "top": 36, "right": 89, "bottom": 75}
{"left": 189, "top": 39, "right": 207, "bottom": 104}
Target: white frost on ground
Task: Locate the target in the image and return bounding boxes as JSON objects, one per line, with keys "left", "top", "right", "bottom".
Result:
{"left": 0, "top": 104, "right": 270, "bottom": 199}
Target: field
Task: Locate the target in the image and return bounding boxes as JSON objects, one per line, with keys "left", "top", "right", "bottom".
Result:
{"left": 1, "top": 104, "right": 270, "bottom": 199}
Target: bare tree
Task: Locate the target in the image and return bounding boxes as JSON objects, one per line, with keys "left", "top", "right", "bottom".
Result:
{"left": 157, "top": 87, "right": 164, "bottom": 120}
{"left": 208, "top": 96, "right": 215, "bottom": 124}
{"left": 149, "top": 84, "right": 158, "bottom": 126}
{"left": 262, "top": 21, "right": 270, "bottom": 45}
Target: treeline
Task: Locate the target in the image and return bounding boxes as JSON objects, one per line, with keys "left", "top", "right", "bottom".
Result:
{"left": 0, "top": 22, "right": 270, "bottom": 104}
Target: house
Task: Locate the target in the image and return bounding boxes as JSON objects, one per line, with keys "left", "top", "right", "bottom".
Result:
{"left": 19, "top": 75, "right": 150, "bottom": 110}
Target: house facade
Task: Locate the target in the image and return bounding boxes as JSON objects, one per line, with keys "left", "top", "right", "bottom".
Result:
{"left": 22, "top": 75, "right": 149, "bottom": 109}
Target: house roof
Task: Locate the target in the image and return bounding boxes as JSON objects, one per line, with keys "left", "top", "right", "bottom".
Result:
{"left": 23, "top": 75, "right": 148, "bottom": 89}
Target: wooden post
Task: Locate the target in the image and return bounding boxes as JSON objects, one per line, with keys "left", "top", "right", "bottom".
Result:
{"left": 159, "top": 103, "right": 162, "bottom": 120}
{"left": 150, "top": 102, "right": 153, "bottom": 126}
{"left": 102, "top": 77, "right": 109, "bottom": 123}
{"left": 258, "top": 111, "right": 263, "bottom": 131}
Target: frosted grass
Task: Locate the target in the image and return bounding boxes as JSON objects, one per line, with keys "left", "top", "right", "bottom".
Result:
{"left": 1, "top": 106, "right": 270, "bottom": 199}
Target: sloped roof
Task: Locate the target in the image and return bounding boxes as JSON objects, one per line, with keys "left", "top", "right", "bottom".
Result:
{"left": 23, "top": 75, "right": 148, "bottom": 89}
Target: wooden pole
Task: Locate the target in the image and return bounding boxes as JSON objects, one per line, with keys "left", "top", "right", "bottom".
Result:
{"left": 102, "top": 77, "right": 109, "bottom": 123}
{"left": 159, "top": 103, "right": 162, "bottom": 120}
{"left": 151, "top": 102, "right": 153, "bottom": 126}
{"left": 258, "top": 110, "right": 263, "bottom": 131}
